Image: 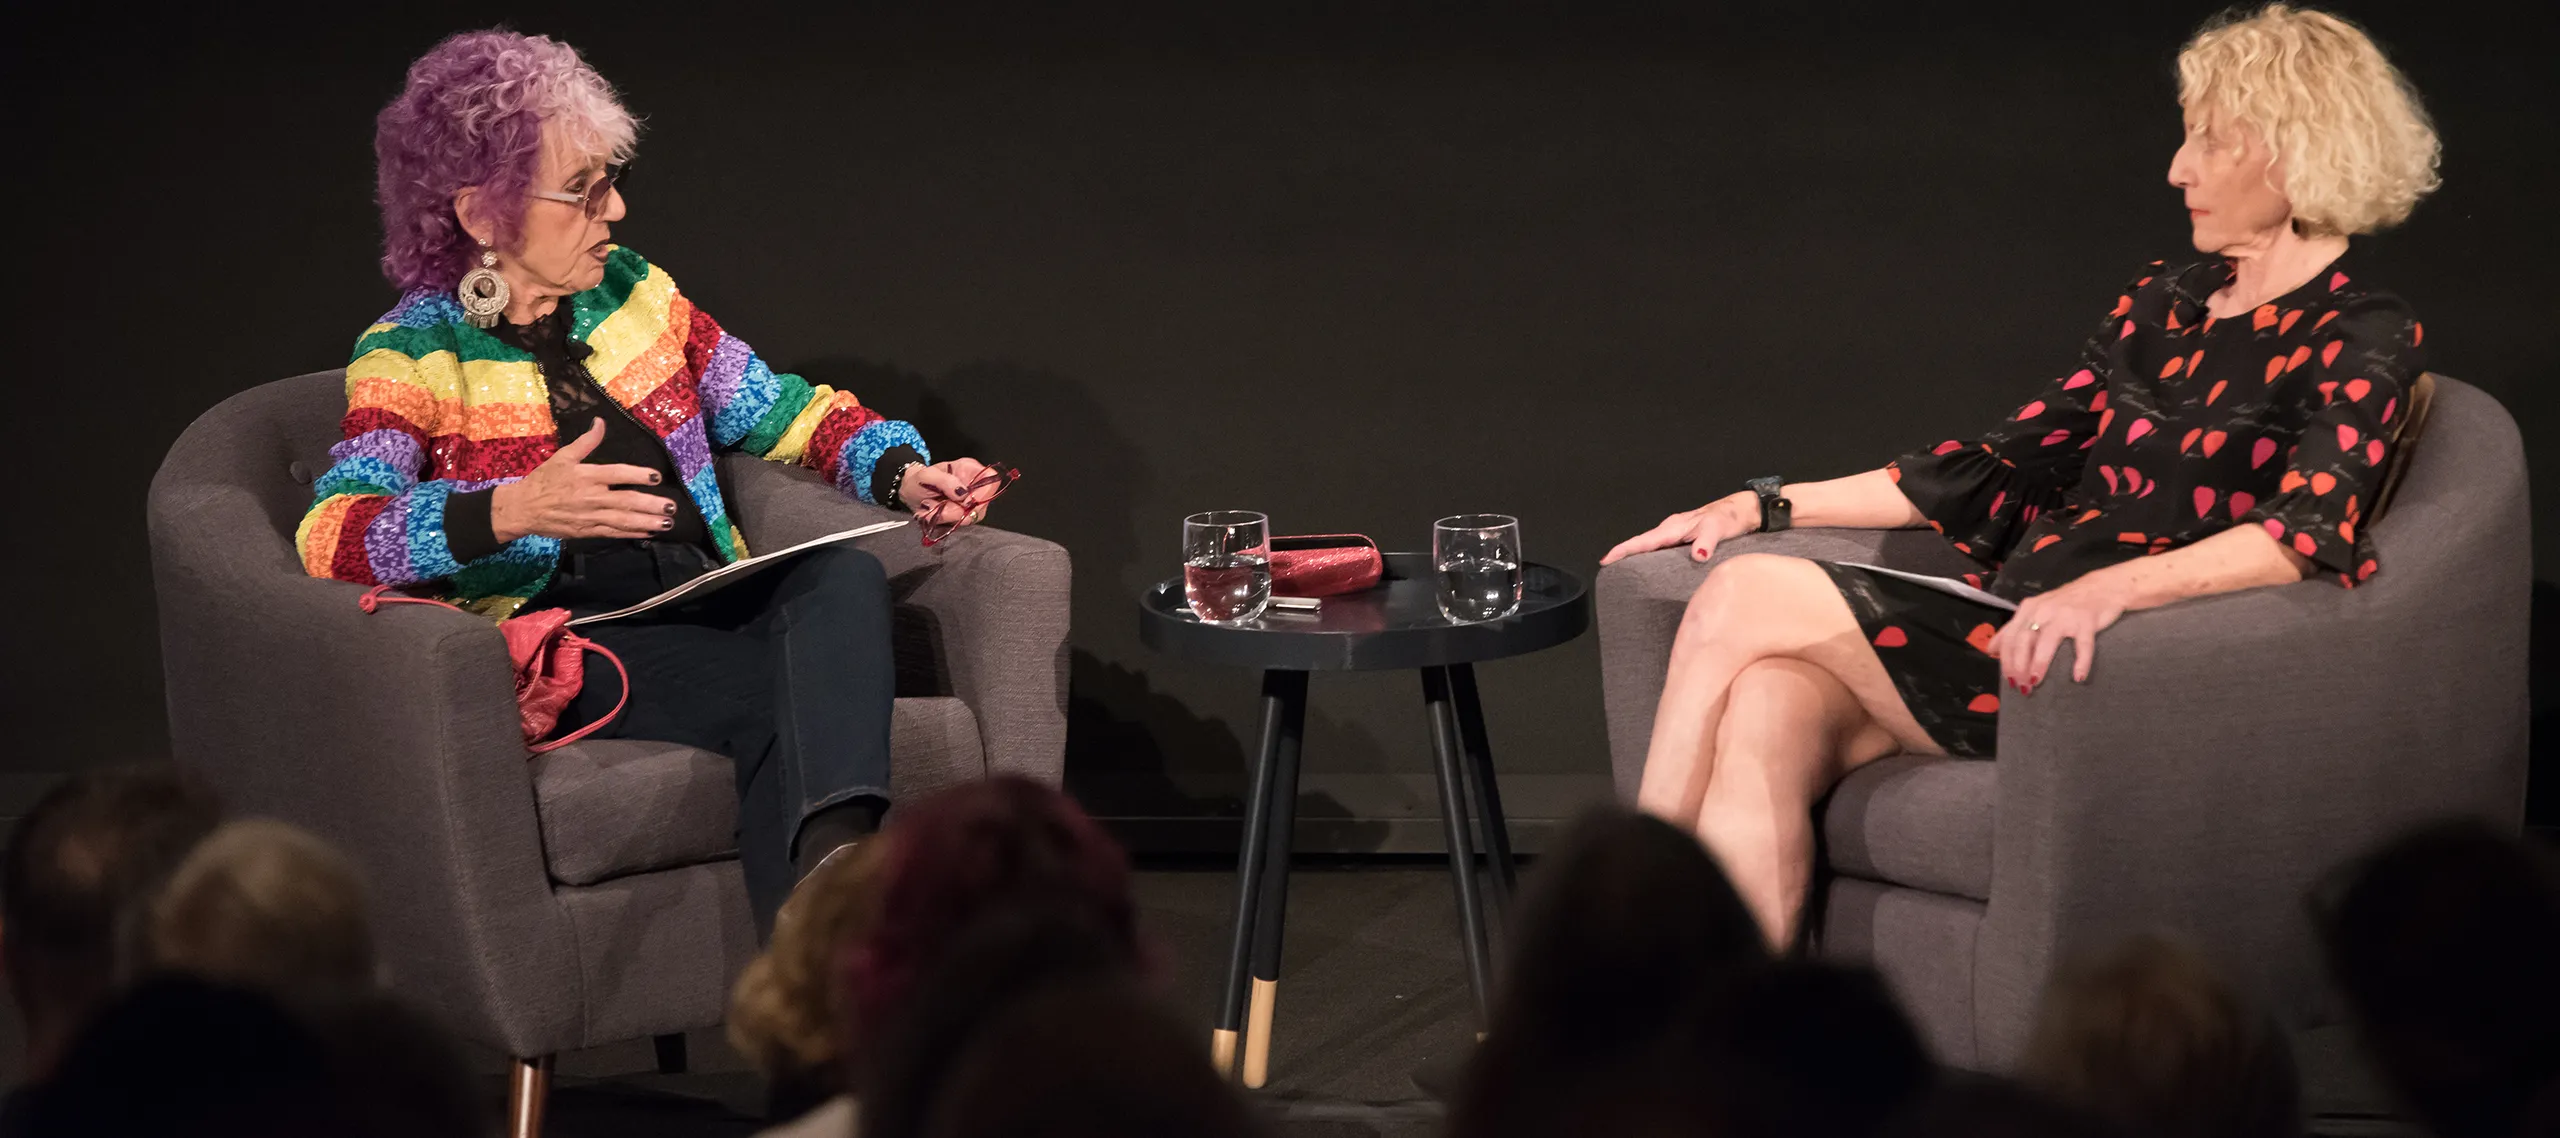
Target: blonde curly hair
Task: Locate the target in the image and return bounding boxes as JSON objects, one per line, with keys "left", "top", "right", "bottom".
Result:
{"left": 2178, "top": 4, "right": 2441, "bottom": 236}
{"left": 141, "top": 819, "right": 377, "bottom": 993}
{"left": 727, "top": 837, "right": 891, "bottom": 1086}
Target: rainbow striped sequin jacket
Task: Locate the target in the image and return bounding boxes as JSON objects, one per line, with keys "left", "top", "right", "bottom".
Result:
{"left": 296, "top": 247, "right": 926, "bottom": 618}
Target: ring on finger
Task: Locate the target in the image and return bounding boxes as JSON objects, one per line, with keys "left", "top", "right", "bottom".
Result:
{"left": 2029, "top": 621, "right": 2043, "bottom": 631}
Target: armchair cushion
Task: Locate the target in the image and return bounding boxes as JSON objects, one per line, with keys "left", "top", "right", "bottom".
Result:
{"left": 1822, "top": 755, "right": 1996, "bottom": 901}
{"left": 531, "top": 696, "right": 986, "bottom": 886}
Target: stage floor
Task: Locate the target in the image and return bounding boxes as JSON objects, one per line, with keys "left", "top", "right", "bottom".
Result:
{"left": 0, "top": 863, "right": 2422, "bottom": 1137}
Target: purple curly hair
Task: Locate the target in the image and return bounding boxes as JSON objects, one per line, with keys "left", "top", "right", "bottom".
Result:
{"left": 374, "top": 30, "right": 638, "bottom": 292}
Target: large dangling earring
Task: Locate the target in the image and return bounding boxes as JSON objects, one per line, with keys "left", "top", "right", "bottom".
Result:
{"left": 456, "top": 244, "right": 509, "bottom": 329}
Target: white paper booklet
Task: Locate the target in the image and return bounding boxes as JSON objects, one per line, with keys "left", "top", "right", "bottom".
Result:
{"left": 1830, "top": 561, "right": 2020, "bottom": 612}
{"left": 566, "top": 520, "right": 910, "bottom": 626}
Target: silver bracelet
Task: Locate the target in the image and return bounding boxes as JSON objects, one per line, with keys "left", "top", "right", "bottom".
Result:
{"left": 884, "top": 461, "right": 925, "bottom": 508}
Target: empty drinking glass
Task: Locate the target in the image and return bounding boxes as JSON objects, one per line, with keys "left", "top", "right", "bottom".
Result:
{"left": 1184, "top": 511, "right": 1273, "bottom": 625}
{"left": 1434, "top": 514, "right": 1524, "bottom": 623}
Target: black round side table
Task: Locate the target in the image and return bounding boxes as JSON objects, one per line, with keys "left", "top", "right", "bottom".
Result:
{"left": 1138, "top": 551, "right": 1591, "bottom": 1088}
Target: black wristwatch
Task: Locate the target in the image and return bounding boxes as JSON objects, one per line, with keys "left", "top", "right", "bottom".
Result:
{"left": 1746, "top": 476, "right": 1792, "bottom": 533}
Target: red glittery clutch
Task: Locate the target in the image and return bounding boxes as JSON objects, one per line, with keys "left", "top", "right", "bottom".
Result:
{"left": 357, "top": 585, "right": 629, "bottom": 756}
{"left": 1270, "top": 534, "right": 1384, "bottom": 598}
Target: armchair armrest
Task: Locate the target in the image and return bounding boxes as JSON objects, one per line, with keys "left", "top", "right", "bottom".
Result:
{"left": 1974, "top": 560, "right": 2530, "bottom": 1065}
{"left": 719, "top": 457, "right": 1070, "bottom": 786}
{"left": 148, "top": 480, "right": 581, "bottom": 1055}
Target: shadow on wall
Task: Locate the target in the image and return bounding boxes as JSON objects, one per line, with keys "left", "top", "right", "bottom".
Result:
{"left": 793, "top": 354, "right": 1373, "bottom": 839}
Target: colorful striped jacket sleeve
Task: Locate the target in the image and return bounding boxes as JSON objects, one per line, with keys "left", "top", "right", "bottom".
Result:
{"left": 293, "top": 249, "right": 926, "bottom": 604}
{"left": 682, "top": 302, "right": 928, "bottom": 504}
{"left": 293, "top": 293, "right": 559, "bottom": 592}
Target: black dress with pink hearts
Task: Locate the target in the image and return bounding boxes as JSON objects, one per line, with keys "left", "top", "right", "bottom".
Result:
{"left": 1818, "top": 250, "right": 2425, "bottom": 758}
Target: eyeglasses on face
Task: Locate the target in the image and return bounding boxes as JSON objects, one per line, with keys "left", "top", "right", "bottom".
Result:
{"left": 529, "top": 163, "right": 628, "bottom": 220}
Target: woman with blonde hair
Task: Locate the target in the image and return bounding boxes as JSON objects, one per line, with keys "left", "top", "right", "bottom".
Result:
{"left": 1604, "top": 4, "right": 2439, "bottom": 947}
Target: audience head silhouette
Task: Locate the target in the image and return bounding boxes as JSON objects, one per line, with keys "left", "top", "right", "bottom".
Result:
{"left": 1881, "top": 1075, "right": 2131, "bottom": 1138}
{"left": 2020, "top": 933, "right": 2299, "bottom": 1138}
{"left": 862, "top": 904, "right": 1220, "bottom": 1138}
{"left": 0, "top": 764, "right": 221, "bottom": 1078}
{"left": 732, "top": 832, "right": 895, "bottom": 1117}
{"left": 840, "top": 777, "right": 1145, "bottom": 1052}
{"left": 2315, "top": 819, "right": 2560, "bottom": 1138}
{"left": 1682, "top": 959, "right": 1938, "bottom": 1138}
{"left": 920, "top": 977, "right": 1263, "bottom": 1138}
{"left": 1453, "top": 808, "right": 1933, "bottom": 1138}
{"left": 26, "top": 975, "right": 351, "bottom": 1138}
{"left": 139, "top": 818, "right": 378, "bottom": 993}
{"left": 291, "top": 984, "right": 492, "bottom": 1138}
{"left": 1449, "top": 807, "right": 1764, "bottom": 1136}
{"left": 1485, "top": 807, "right": 1765, "bottom": 1051}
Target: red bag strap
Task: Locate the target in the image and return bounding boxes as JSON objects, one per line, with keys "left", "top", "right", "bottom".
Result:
{"left": 527, "top": 636, "right": 629, "bottom": 755}
{"left": 359, "top": 586, "right": 633, "bottom": 755}
{"left": 359, "top": 584, "right": 467, "bottom": 615}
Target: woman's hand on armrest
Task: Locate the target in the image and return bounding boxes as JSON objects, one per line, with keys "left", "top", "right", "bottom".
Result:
{"left": 1987, "top": 522, "right": 2309, "bottom": 692}
{"left": 1600, "top": 469, "right": 1923, "bottom": 566}
{"left": 1602, "top": 492, "right": 1760, "bottom": 565}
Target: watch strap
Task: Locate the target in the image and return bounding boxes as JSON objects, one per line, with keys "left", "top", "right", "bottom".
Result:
{"left": 1746, "top": 476, "right": 1793, "bottom": 533}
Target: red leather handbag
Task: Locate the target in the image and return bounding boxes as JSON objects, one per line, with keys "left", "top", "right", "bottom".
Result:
{"left": 1269, "top": 534, "right": 1384, "bottom": 598}
{"left": 359, "top": 586, "right": 629, "bottom": 755}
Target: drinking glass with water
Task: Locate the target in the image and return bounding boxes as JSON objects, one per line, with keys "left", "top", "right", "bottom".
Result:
{"left": 1434, "top": 514, "right": 1523, "bottom": 623}
{"left": 1184, "top": 511, "right": 1272, "bottom": 625}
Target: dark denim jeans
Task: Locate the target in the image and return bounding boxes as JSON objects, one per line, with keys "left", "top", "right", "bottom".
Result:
{"left": 543, "top": 540, "right": 894, "bottom": 930}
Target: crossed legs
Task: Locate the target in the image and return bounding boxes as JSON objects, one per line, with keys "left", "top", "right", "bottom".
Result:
{"left": 1636, "top": 554, "right": 1943, "bottom": 948}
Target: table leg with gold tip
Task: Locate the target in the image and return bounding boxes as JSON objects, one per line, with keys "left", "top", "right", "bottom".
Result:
{"left": 1242, "top": 976, "right": 1282, "bottom": 1087}
{"left": 1241, "top": 671, "right": 1306, "bottom": 1089}
{"left": 1214, "top": 669, "right": 1305, "bottom": 1081}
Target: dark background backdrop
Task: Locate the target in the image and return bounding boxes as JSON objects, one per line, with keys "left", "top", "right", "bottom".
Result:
{"left": 8, "top": 2, "right": 2553, "bottom": 842}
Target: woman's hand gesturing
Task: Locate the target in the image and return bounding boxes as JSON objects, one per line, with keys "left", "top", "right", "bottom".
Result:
{"left": 1983, "top": 571, "right": 2137, "bottom": 693}
{"left": 1601, "top": 492, "right": 1761, "bottom": 566}
{"left": 489, "top": 418, "right": 677, "bottom": 542}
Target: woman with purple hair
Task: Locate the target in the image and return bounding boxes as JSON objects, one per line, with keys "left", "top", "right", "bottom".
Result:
{"left": 299, "top": 30, "right": 1002, "bottom": 928}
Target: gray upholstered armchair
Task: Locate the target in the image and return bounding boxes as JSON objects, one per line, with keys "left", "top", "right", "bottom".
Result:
{"left": 1595, "top": 375, "right": 2529, "bottom": 1070}
{"left": 148, "top": 370, "right": 1069, "bottom": 1132}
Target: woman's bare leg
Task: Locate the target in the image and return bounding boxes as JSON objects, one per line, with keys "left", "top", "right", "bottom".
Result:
{"left": 1632, "top": 553, "right": 1949, "bottom": 946}
{"left": 1634, "top": 556, "right": 1782, "bottom": 822}
{"left": 1699, "top": 657, "right": 1901, "bottom": 948}
{"left": 1635, "top": 554, "right": 1938, "bottom": 822}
